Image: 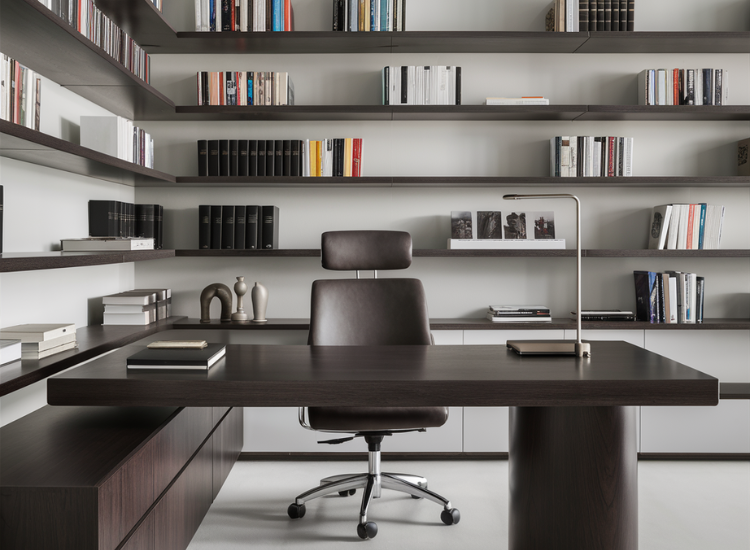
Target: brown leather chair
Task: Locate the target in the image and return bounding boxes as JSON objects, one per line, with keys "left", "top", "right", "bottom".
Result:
{"left": 286, "top": 230, "right": 460, "bottom": 540}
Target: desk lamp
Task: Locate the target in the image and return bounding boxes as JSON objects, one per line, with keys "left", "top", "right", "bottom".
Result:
{"left": 502, "top": 193, "right": 591, "bottom": 358}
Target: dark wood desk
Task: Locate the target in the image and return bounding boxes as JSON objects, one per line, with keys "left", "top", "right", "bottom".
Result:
{"left": 48, "top": 338, "right": 718, "bottom": 550}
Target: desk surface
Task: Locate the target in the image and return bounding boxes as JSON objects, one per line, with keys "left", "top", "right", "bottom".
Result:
{"left": 48, "top": 336, "right": 718, "bottom": 408}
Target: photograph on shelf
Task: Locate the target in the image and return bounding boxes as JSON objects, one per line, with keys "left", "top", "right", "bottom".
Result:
{"left": 451, "top": 211, "right": 473, "bottom": 239}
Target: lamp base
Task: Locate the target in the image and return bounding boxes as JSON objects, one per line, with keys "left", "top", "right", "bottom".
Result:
{"left": 507, "top": 340, "right": 592, "bottom": 357}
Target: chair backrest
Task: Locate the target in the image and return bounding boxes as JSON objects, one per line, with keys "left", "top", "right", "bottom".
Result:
{"left": 308, "top": 231, "right": 432, "bottom": 346}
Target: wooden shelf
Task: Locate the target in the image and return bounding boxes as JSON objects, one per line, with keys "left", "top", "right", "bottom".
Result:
{"left": 0, "top": 317, "right": 184, "bottom": 396}
{"left": 577, "top": 31, "right": 750, "bottom": 54}
{"left": 0, "top": 249, "right": 175, "bottom": 273}
{"left": 720, "top": 383, "right": 750, "bottom": 400}
{"left": 0, "top": 0, "right": 175, "bottom": 120}
{"left": 174, "top": 249, "right": 750, "bottom": 259}
{"left": 578, "top": 105, "right": 750, "bottom": 121}
{"left": 0, "top": 120, "right": 176, "bottom": 185}
{"left": 166, "top": 175, "right": 750, "bottom": 188}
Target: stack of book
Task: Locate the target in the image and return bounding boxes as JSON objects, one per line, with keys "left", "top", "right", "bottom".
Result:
{"left": 634, "top": 271, "right": 704, "bottom": 324}
{"left": 61, "top": 237, "right": 154, "bottom": 251}
{"left": 573, "top": 310, "right": 635, "bottom": 321}
{"left": 0, "top": 339, "right": 22, "bottom": 366}
{"left": 381, "top": 66, "right": 461, "bottom": 106}
{"left": 550, "top": 136, "right": 633, "bottom": 177}
{"left": 194, "top": 0, "right": 294, "bottom": 32}
{"left": 1, "top": 53, "right": 41, "bottom": 130}
{"left": 449, "top": 210, "right": 564, "bottom": 250}
{"left": 548, "top": 1, "right": 634, "bottom": 32}
{"left": 102, "top": 289, "right": 171, "bottom": 326}
{"left": 332, "top": 0, "right": 407, "bottom": 31}
{"left": 486, "top": 306, "right": 552, "bottom": 323}
{"left": 198, "top": 138, "right": 364, "bottom": 177}
{"left": 638, "top": 69, "right": 729, "bottom": 106}
{"left": 199, "top": 205, "right": 279, "bottom": 250}
{"left": 0, "top": 324, "right": 77, "bottom": 360}
{"left": 486, "top": 97, "right": 549, "bottom": 106}
{"left": 647, "top": 204, "right": 725, "bottom": 250}
{"left": 80, "top": 116, "right": 154, "bottom": 168}
{"left": 127, "top": 341, "right": 227, "bottom": 371}
{"left": 36, "top": 0, "right": 151, "bottom": 83}
{"left": 87, "top": 200, "right": 164, "bottom": 249}
{"left": 197, "top": 71, "right": 294, "bottom": 106}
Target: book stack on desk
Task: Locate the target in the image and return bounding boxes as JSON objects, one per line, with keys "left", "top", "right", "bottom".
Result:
{"left": 486, "top": 305, "right": 552, "bottom": 322}
{"left": 0, "top": 324, "right": 77, "bottom": 360}
{"left": 102, "top": 289, "right": 171, "bottom": 325}
{"left": 127, "top": 341, "right": 226, "bottom": 371}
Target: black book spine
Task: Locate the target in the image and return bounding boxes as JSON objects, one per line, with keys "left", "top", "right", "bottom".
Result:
{"left": 135, "top": 204, "right": 155, "bottom": 239}
{"left": 455, "top": 67, "right": 461, "bottom": 105}
{"left": 88, "top": 200, "right": 117, "bottom": 237}
{"left": 222, "top": 0, "right": 232, "bottom": 31}
{"left": 274, "top": 139, "right": 283, "bottom": 176}
{"left": 210, "top": 205, "right": 222, "bottom": 249}
{"left": 156, "top": 205, "right": 164, "bottom": 249}
{"left": 234, "top": 205, "right": 246, "bottom": 250}
{"left": 245, "top": 205, "right": 259, "bottom": 249}
{"left": 290, "top": 140, "right": 300, "bottom": 176}
{"left": 198, "top": 140, "right": 208, "bottom": 177}
{"left": 612, "top": 1, "right": 619, "bottom": 31}
{"left": 219, "top": 139, "right": 230, "bottom": 176}
{"left": 198, "top": 205, "right": 211, "bottom": 249}
{"left": 266, "top": 140, "right": 275, "bottom": 176}
{"left": 208, "top": 140, "right": 220, "bottom": 176}
{"left": 261, "top": 205, "right": 279, "bottom": 249}
{"left": 401, "top": 66, "right": 408, "bottom": 104}
{"left": 282, "top": 140, "right": 291, "bottom": 176}
{"left": 589, "top": 0, "right": 597, "bottom": 31}
{"left": 249, "top": 140, "right": 258, "bottom": 176}
{"left": 619, "top": 0, "right": 627, "bottom": 31}
{"left": 604, "top": 0, "right": 611, "bottom": 31}
{"left": 257, "top": 140, "right": 266, "bottom": 176}
{"left": 702, "top": 68, "right": 712, "bottom": 105}
{"left": 238, "top": 140, "right": 249, "bottom": 176}
{"left": 383, "top": 66, "right": 389, "bottom": 105}
{"left": 333, "top": 0, "right": 339, "bottom": 31}
{"left": 633, "top": 271, "right": 650, "bottom": 322}
{"left": 332, "top": 138, "right": 340, "bottom": 177}
{"left": 597, "top": 0, "right": 605, "bottom": 30}
{"left": 221, "top": 205, "right": 235, "bottom": 249}
{"left": 657, "top": 272, "right": 665, "bottom": 323}
{"left": 202, "top": 72, "right": 209, "bottom": 105}
{"left": 627, "top": 0, "right": 634, "bottom": 31}
{"left": 229, "top": 139, "right": 239, "bottom": 176}
{"left": 579, "top": 0, "right": 589, "bottom": 32}
{"left": 715, "top": 69, "right": 722, "bottom": 106}
{"left": 696, "top": 276, "right": 705, "bottom": 323}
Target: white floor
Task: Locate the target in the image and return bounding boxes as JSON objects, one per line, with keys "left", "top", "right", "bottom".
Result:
{"left": 187, "top": 459, "right": 750, "bottom": 549}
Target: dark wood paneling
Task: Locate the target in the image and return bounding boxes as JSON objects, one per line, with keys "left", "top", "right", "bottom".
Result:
{"left": 173, "top": 318, "right": 310, "bottom": 330}
{"left": 98, "top": 470, "right": 122, "bottom": 550}
{"left": 0, "top": 250, "right": 176, "bottom": 273}
{"left": 720, "top": 383, "right": 750, "bottom": 399}
{"left": 47, "top": 340, "right": 719, "bottom": 408}
{"left": 120, "top": 512, "right": 154, "bottom": 550}
{"left": 210, "top": 428, "right": 222, "bottom": 502}
{"left": 509, "top": 406, "right": 638, "bottom": 550}
{"left": 175, "top": 249, "right": 320, "bottom": 257}
{"left": 578, "top": 105, "right": 750, "bottom": 121}
{"left": 0, "top": 317, "right": 185, "bottom": 396}
{"left": 122, "top": 444, "right": 155, "bottom": 539}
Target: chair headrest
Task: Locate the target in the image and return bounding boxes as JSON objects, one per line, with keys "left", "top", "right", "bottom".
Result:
{"left": 321, "top": 231, "right": 412, "bottom": 271}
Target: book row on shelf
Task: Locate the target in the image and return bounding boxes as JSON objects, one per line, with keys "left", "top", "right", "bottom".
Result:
{"left": 1, "top": 54, "right": 41, "bottom": 131}
{"left": 85, "top": 200, "right": 164, "bottom": 249}
{"left": 194, "top": 0, "right": 294, "bottom": 32}
{"left": 634, "top": 270, "right": 704, "bottom": 324}
{"left": 549, "top": 0, "right": 635, "bottom": 32}
{"left": 638, "top": 69, "right": 729, "bottom": 106}
{"left": 648, "top": 204, "right": 725, "bottom": 251}
{"left": 550, "top": 136, "right": 633, "bottom": 178}
{"left": 197, "top": 138, "right": 364, "bottom": 177}
{"left": 81, "top": 116, "right": 155, "bottom": 169}
{"left": 103, "top": 289, "right": 172, "bottom": 326}
{"left": 36, "top": 0, "right": 151, "bottom": 83}
{"left": 448, "top": 210, "right": 564, "bottom": 250}
{"left": 197, "top": 71, "right": 294, "bottom": 106}
{"left": 382, "top": 66, "right": 461, "bottom": 106}
{"left": 0, "top": 323, "right": 77, "bottom": 361}
{"left": 199, "top": 205, "right": 279, "bottom": 250}
{"left": 332, "top": 0, "right": 407, "bottom": 32}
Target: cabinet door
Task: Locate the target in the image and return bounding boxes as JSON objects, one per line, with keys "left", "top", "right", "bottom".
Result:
{"left": 641, "top": 400, "right": 750, "bottom": 453}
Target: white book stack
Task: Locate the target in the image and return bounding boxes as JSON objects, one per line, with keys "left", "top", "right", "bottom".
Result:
{"left": 0, "top": 324, "right": 77, "bottom": 360}
{"left": 61, "top": 237, "right": 154, "bottom": 251}
{"left": 486, "top": 97, "right": 549, "bottom": 105}
{"left": 0, "top": 339, "right": 22, "bottom": 365}
{"left": 80, "top": 116, "right": 155, "bottom": 168}
{"left": 382, "top": 66, "right": 461, "bottom": 106}
{"left": 647, "top": 203, "right": 725, "bottom": 250}
{"left": 102, "top": 289, "right": 171, "bottom": 325}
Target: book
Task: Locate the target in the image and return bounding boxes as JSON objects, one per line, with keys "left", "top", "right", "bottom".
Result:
{"left": 219, "top": 139, "right": 230, "bottom": 176}
{"left": 234, "top": 205, "right": 247, "bottom": 249}
{"left": 246, "top": 205, "right": 260, "bottom": 249}
{"left": 198, "top": 140, "right": 208, "bottom": 176}
{"left": 229, "top": 139, "right": 239, "bottom": 175}
{"left": 147, "top": 340, "right": 208, "bottom": 349}
{"left": 208, "top": 139, "right": 220, "bottom": 176}
{"left": 103, "top": 312, "right": 154, "bottom": 325}
{"left": 199, "top": 205, "right": 211, "bottom": 249}
{"left": 0, "top": 323, "right": 76, "bottom": 342}
{"left": 448, "top": 239, "right": 565, "bottom": 250}
{"left": 485, "top": 97, "right": 549, "bottom": 105}
{"left": 61, "top": 237, "right": 154, "bottom": 251}
{"left": 573, "top": 310, "right": 635, "bottom": 321}
{"left": 486, "top": 313, "right": 551, "bottom": 322}
{"left": 127, "top": 343, "right": 226, "bottom": 370}
{"left": 261, "top": 205, "right": 279, "bottom": 249}
{"left": 102, "top": 291, "right": 157, "bottom": 306}
{"left": 21, "top": 332, "right": 77, "bottom": 352}
{"left": 221, "top": 205, "right": 235, "bottom": 249}
{"left": 104, "top": 303, "right": 157, "bottom": 314}
{"left": 490, "top": 305, "right": 550, "bottom": 314}
{"left": 633, "top": 271, "right": 656, "bottom": 323}
{"left": 22, "top": 340, "right": 77, "bottom": 359}
{"left": 647, "top": 204, "right": 672, "bottom": 250}
{"left": 0, "top": 339, "right": 22, "bottom": 365}
{"left": 210, "top": 205, "right": 222, "bottom": 249}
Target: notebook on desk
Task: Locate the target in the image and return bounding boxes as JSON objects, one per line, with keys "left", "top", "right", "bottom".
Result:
{"left": 126, "top": 343, "right": 226, "bottom": 370}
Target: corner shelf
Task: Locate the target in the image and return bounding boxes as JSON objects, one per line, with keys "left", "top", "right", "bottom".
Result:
{"left": 0, "top": 120, "right": 176, "bottom": 185}
{"left": 0, "top": 250, "right": 175, "bottom": 273}
{"left": 0, "top": 316, "right": 185, "bottom": 396}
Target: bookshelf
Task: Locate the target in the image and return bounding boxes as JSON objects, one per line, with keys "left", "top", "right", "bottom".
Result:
{"left": 0, "top": 250, "right": 175, "bottom": 273}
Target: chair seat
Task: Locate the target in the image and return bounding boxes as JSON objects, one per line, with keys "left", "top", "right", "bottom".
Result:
{"left": 308, "top": 406, "right": 448, "bottom": 431}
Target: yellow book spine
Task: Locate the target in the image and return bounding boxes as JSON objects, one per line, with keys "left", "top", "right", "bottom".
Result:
{"left": 344, "top": 138, "right": 353, "bottom": 177}
{"left": 316, "top": 140, "right": 323, "bottom": 177}
{"left": 310, "top": 140, "right": 317, "bottom": 177}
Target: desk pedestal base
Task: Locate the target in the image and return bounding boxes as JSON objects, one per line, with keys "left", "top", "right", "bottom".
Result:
{"left": 509, "top": 406, "right": 638, "bottom": 550}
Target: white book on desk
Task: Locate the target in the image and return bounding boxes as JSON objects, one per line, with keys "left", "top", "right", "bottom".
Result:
{"left": 0, "top": 323, "right": 76, "bottom": 343}
{"left": 448, "top": 239, "right": 565, "bottom": 250}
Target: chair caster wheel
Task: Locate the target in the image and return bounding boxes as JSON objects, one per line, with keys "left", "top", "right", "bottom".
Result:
{"left": 287, "top": 503, "right": 306, "bottom": 519}
{"left": 441, "top": 508, "right": 460, "bottom": 525}
{"left": 339, "top": 489, "right": 356, "bottom": 497}
{"left": 357, "top": 521, "right": 378, "bottom": 540}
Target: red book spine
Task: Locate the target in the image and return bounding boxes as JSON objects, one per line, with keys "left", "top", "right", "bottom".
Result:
{"left": 284, "top": 0, "right": 292, "bottom": 31}
{"left": 231, "top": 0, "right": 236, "bottom": 31}
{"left": 352, "top": 138, "right": 362, "bottom": 177}
{"left": 220, "top": 72, "right": 226, "bottom": 105}
{"left": 686, "top": 204, "right": 695, "bottom": 249}
{"left": 673, "top": 68, "right": 679, "bottom": 105}
{"left": 607, "top": 136, "right": 615, "bottom": 177}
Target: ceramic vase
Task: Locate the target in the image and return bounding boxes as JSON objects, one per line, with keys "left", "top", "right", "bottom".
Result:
{"left": 251, "top": 282, "right": 268, "bottom": 323}
{"left": 231, "top": 276, "right": 249, "bottom": 322}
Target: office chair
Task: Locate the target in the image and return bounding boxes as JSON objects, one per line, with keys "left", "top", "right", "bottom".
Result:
{"left": 286, "top": 230, "right": 460, "bottom": 540}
